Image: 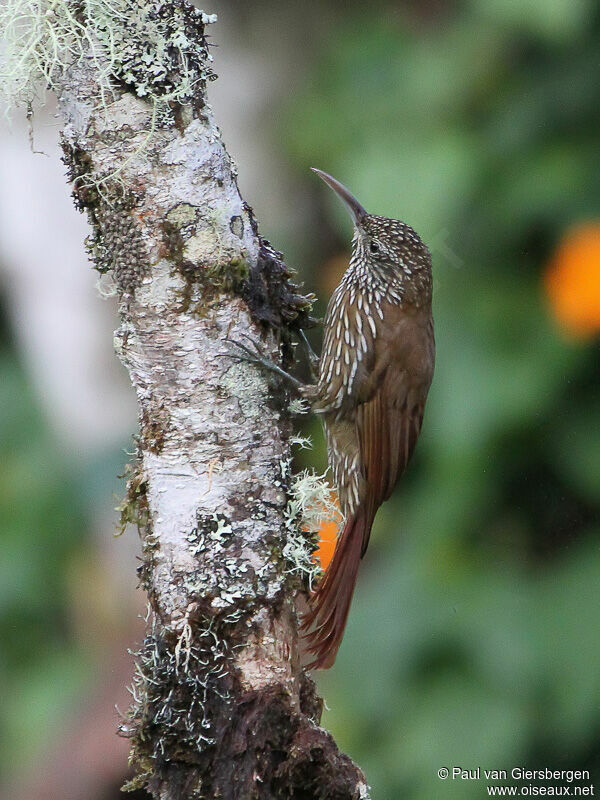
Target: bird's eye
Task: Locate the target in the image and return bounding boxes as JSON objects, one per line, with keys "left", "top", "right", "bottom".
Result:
{"left": 369, "top": 241, "right": 380, "bottom": 254}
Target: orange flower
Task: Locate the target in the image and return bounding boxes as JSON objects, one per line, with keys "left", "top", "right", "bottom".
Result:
{"left": 544, "top": 223, "right": 600, "bottom": 339}
{"left": 306, "top": 491, "right": 341, "bottom": 572}
{"left": 314, "top": 518, "right": 339, "bottom": 571}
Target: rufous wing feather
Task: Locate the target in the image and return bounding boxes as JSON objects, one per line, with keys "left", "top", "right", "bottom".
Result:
{"left": 356, "top": 368, "right": 425, "bottom": 555}
{"left": 301, "top": 505, "right": 371, "bottom": 669}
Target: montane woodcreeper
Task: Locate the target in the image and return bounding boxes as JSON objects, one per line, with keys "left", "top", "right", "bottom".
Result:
{"left": 301, "top": 169, "right": 435, "bottom": 669}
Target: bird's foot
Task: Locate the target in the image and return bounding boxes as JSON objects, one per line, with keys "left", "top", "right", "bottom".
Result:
{"left": 225, "top": 334, "right": 303, "bottom": 390}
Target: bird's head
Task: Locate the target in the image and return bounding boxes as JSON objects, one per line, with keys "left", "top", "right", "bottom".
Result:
{"left": 311, "top": 168, "right": 432, "bottom": 302}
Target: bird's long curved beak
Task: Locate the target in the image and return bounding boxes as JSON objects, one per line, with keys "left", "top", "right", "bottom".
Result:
{"left": 311, "top": 168, "right": 366, "bottom": 224}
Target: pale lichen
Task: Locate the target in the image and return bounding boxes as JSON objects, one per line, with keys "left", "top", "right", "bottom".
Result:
{"left": 290, "top": 433, "right": 313, "bottom": 450}
{"left": 167, "top": 201, "right": 198, "bottom": 230}
{"left": 289, "top": 396, "right": 311, "bottom": 415}
{"left": 184, "top": 511, "right": 263, "bottom": 612}
{"left": 121, "top": 609, "right": 232, "bottom": 792}
{"left": 283, "top": 443, "right": 342, "bottom": 587}
{"left": 186, "top": 512, "right": 233, "bottom": 558}
{"left": 221, "top": 360, "right": 270, "bottom": 419}
{"left": 0, "top": 0, "right": 217, "bottom": 114}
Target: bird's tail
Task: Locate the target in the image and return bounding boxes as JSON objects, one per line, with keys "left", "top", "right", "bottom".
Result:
{"left": 301, "top": 505, "right": 372, "bottom": 669}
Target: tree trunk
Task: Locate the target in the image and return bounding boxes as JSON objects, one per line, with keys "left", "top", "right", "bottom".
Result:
{"left": 51, "top": 3, "right": 368, "bottom": 797}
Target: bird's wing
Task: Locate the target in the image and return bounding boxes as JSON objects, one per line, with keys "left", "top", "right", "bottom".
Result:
{"left": 356, "top": 366, "right": 426, "bottom": 556}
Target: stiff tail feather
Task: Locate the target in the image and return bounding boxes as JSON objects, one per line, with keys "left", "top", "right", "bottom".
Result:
{"left": 302, "top": 505, "right": 372, "bottom": 669}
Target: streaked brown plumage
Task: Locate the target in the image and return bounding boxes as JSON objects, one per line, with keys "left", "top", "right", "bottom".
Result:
{"left": 302, "top": 169, "right": 435, "bottom": 669}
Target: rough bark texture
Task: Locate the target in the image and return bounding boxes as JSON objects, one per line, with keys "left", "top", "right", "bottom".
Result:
{"left": 53, "top": 3, "right": 368, "bottom": 798}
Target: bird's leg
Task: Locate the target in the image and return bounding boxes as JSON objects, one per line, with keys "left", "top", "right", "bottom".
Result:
{"left": 298, "top": 329, "right": 320, "bottom": 382}
{"left": 225, "top": 334, "right": 303, "bottom": 390}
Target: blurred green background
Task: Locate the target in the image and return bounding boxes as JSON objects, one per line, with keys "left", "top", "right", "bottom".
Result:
{"left": 1, "top": 0, "right": 599, "bottom": 798}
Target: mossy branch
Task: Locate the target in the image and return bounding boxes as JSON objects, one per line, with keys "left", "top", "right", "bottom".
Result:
{"left": 0, "top": 2, "right": 369, "bottom": 798}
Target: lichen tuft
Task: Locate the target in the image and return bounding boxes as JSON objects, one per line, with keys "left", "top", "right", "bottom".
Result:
{"left": 282, "top": 437, "right": 342, "bottom": 588}
{"left": 122, "top": 610, "right": 233, "bottom": 793}
{"left": 0, "top": 0, "right": 217, "bottom": 114}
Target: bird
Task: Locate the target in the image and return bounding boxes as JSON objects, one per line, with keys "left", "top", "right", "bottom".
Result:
{"left": 301, "top": 168, "right": 435, "bottom": 669}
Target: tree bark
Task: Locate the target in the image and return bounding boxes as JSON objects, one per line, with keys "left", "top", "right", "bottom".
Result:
{"left": 52, "top": 3, "right": 368, "bottom": 797}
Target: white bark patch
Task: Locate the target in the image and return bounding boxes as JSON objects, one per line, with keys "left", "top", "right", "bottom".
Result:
{"left": 118, "top": 291, "right": 290, "bottom": 623}
{"left": 236, "top": 606, "right": 299, "bottom": 696}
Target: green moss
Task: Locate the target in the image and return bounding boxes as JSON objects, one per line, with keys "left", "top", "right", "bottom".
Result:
{"left": 140, "top": 404, "right": 170, "bottom": 455}
{"left": 117, "top": 463, "right": 149, "bottom": 537}
{"left": 167, "top": 202, "right": 198, "bottom": 228}
{"left": 160, "top": 212, "right": 253, "bottom": 314}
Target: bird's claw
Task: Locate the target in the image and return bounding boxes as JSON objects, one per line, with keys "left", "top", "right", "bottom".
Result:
{"left": 225, "top": 336, "right": 302, "bottom": 390}
{"left": 225, "top": 335, "right": 264, "bottom": 364}
{"left": 298, "top": 329, "right": 319, "bottom": 365}
{"left": 298, "top": 329, "right": 320, "bottom": 381}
